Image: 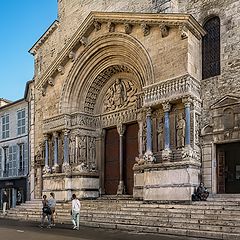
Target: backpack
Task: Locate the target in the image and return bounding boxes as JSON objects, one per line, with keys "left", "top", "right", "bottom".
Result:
{"left": 42, "top": 206, "right": 51, "bottom": 215}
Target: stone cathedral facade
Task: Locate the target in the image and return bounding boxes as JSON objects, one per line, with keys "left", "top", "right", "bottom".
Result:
{"left": 29, "top": 0, "right": 240, "bottom": 201}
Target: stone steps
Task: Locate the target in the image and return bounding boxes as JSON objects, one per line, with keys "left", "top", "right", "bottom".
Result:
{"left": 4, "top": 199, "right": 240, "bottom": 239}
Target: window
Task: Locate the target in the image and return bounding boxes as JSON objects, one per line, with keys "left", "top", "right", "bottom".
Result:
{"left": 3, "top": 147, "right": 9, "bottom": 177}
{"left": 8, "top": 146, "right": 17, "bottom": 177}
{"left": 18, "top": 144, "right": 25, "bottom": 175}
{"left": 17, "top": 109, "right": 26, "bottom": 135}
{"left": 0, "top": 148, "right": 2, "bottom": 176}
{"left": 202, "top": 16, "right": 220, "bottom": 79}
{"left": 2, "top": 114, "right": 10, "bottom": 139}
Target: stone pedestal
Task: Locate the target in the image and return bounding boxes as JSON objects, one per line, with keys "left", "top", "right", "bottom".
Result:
{"left": 133, "top": 161, "right": 200, "bottom": 201}
{"left": 42, "top": 172, "right": 100, "bottom": 201}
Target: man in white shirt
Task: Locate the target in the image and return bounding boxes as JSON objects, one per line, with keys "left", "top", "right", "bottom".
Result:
{"left": 71, "top": 194, "right": 81, "bottom": 230}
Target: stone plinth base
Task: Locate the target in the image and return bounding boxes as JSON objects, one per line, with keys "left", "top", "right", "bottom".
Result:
{"left": 133, "top": 160, "right": 201, "bottom": 201}
{"left": 42, "top": 172, "right": 99, "bottom": 201}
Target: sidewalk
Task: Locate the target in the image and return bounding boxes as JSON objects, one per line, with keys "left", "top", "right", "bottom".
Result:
{"left": 0, "top": 217, "right": 212, "bottom": 240}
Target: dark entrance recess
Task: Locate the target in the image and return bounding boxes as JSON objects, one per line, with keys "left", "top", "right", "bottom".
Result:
{"left": 104, "top": 123, "right": 139, "bottom": 195}
{"left": 217, "top": 142, "right": 240, "bottom": 194}
{"left": 104, "top": 127, "right": 120, "bottom": 195}
{"left": 123, "top": 123, "right": 139, "bottom": 195}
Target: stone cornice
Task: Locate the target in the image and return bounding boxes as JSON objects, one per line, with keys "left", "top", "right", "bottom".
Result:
{"left": 133, "top": 160, "right": 201, "bottom": 172}
{"left": 35, "top": 12, "right": 205, "bottom": 91}
{"left": 29, "top": 20, "right": 59, "bottom": 56}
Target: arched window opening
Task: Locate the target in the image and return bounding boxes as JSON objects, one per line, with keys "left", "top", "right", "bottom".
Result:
{"left": 202, "top": 16, "right": 220, "bottom": 80}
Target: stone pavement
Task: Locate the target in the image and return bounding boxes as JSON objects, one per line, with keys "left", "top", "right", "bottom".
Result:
{"left": 0, "top": 217, "right": 212, "bottom": 240}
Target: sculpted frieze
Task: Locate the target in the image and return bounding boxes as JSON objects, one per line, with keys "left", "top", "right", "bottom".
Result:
{"left": 43, "top": 113, "right": 100, "bottom": 133}
{"left": 43, "top": 114, "right": 71, "bottom": 133}
{"left": 71, "top": 113, "right": 100, "bottom": 129}
{"left": 101, "top": 108, "right": 138, "bottom": 128}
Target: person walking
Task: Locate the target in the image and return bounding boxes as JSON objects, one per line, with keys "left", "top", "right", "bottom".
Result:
{"left": 40, "top": 195, "right": 51, "bottom": 228}
{"left": 2, "top": 191, "right": 8, "bottom": 215}
{"left": 48, "top": 192, "right": 56, "bottom": 227}
{"left": 71, "top": 194, "right": 81, "bottom": 230}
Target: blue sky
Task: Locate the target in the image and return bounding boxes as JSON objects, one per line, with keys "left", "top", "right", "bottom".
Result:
{"left": 0, "top": 1, "right": 57, "bottom": 101}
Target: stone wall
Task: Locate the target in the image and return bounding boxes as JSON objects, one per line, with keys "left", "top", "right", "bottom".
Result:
{"left": 178, "top": 0, "right": 240, "bottom": 191}
{"left": 179, "top": 0, "right": 240, "bottom": 128}
{"left": 34, "top": 0, "right": 178, "bottom": 83}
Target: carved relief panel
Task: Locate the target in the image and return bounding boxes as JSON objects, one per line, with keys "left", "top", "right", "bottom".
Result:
{"left": 102, "top": 78, "right": 138, "bottom": 113}
{"left": 152, "top": 109, "right": 164, "bottom": 153}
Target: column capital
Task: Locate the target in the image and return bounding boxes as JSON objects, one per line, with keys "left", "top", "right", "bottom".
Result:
{"left": 146, "top": 107, "right": 152, "bottom": 117}
{"left": 182, "top": 97, "right": 193, "bottom": 107}
{"left": 162, "top": 102, "right": 171, "bottom": 112}
{"left": 53, "top": 132, "right": 59, "bottom": 138}
{"left": 117, "top": 124, "right": 126, "bottom": 136}
{"left": 63, "top": 129, "right": 70, "bottom": 136}
{"left": 43, "top": 134, "right": 49, "bottom": 141}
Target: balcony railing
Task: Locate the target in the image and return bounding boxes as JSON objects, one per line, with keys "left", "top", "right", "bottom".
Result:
{"left": 143, "top": 74, "right": 201, "bottom": 106}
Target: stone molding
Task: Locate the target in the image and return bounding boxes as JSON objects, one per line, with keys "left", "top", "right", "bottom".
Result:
{"left": 43, "top": 107, "right": 139, "bottom": 133}
{"left": 29, "top": 20, "right": 59, "bottom": 55}
{"left": 133, "top": 159, "right": 201, "bottom": 172}
{"left": 60, "top": 33, "right": 151, "bottom": 113}
{"left": 35, "top": 12, "right": 205, "bottom": 92}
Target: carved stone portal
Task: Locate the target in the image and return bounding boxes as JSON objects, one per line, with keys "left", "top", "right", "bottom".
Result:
{"left": 103, "top": 79, "right": 137, "bottom": 112}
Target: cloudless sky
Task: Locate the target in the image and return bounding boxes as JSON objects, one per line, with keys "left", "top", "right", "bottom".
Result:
{"left": 0, "top": 1, "right": 57, "bottom": 101}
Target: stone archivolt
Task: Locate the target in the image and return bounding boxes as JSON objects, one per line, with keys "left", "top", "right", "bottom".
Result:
{"left": 34, "top": 12, "right": 205, "bottom": 96}
{"left": 60, "top": 33, "right": 151, "bottom": 114}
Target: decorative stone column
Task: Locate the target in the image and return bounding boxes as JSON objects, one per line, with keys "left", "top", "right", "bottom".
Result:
{"left": 162, "top": 102, "right": 172, "bottom": 161}
{"left": 185, "top": 101, "right": 191, "bottom": 147}
{"left": 138, "top": 120, "right": 144, "bottom": 157}
{"left": 146, "top": 108, "right": 152, "bottom": 153}
{"left": 43, "top": 134, "right": 51, "bottom": 174}
{"left": 52, "top": 132, "right": 60, "bottom": 173}
{"left": 182, "top": 98, "right": 194, "bottom": 160}
{"left": 117, "top": 124, "right": 126, "bottom": 195}
{"left": 62, "top": 129, "right": 71, "bottom": 174}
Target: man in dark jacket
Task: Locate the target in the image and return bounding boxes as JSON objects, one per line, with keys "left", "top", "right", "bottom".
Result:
{"left": 2, "top": 191, "right": 8, "bottom": 215}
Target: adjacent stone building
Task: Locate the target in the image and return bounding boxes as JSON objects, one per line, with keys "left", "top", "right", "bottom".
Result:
{"left": 0, "top": 97, "right": 29, "bottom": 209}
{"left": 29, "top": 0, "right": 240, "bottom": 201}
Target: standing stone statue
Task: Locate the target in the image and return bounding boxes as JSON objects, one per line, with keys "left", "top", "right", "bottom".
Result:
{"left": 157, "top": 118, "right": 164, "bottom": 151}
{"left": 176, "top": 112, "right": 186, "bottom": 148}
{"left": 69, "top": 135, "right": 76, "bottom": 164}
{"left": 88, "top": 137, "right": 96, "bottom": 171}
{"left": 77, "top": 136, "right": 86, "bottom": 163}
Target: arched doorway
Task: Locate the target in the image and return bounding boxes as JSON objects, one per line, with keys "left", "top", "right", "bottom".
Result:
{"left": 60, "top": 33, "right": 153, "bottom": 197}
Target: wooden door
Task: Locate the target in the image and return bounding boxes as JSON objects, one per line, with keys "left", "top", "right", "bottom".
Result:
{"left": 104, "top": 128, "right": 119, "bottom": 195}
{"left": 124, "top": 123, "right": 139, "bottom": 195}
{"left": 217, "top": 150, "right": 225, "bottom": 194}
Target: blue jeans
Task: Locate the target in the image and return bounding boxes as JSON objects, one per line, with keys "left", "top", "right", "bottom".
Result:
{"left": 71, "top": 210, "right": 80, "bottom": 229}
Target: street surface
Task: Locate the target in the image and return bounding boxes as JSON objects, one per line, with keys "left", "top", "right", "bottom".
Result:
{"left": 0, "top": 218, "right": 212, "bottom": 240}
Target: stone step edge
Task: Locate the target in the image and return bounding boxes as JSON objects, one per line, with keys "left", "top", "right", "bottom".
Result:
{"left": 1, "top": 215, "right": 239, "bottom": 240}
{"left": 5, "top": 213, "right": 240, "bottom": 231}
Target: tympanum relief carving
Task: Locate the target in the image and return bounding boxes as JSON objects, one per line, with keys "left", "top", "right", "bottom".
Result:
{"left": 103, "top": 79, "right": 137, "bottom": 112}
